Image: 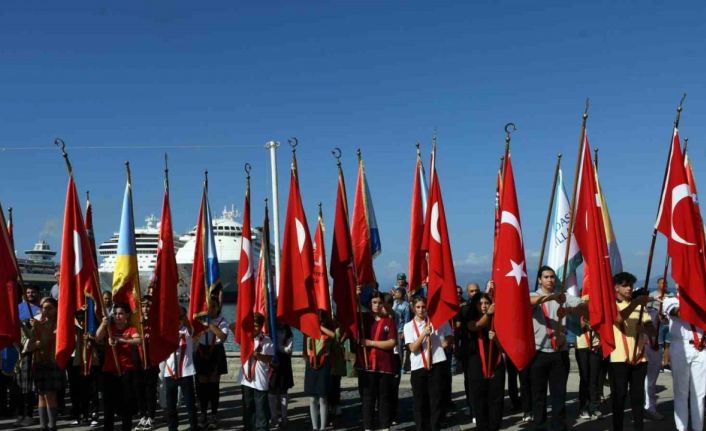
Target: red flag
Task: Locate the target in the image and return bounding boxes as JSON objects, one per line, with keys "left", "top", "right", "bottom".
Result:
{"left": 276, "top": 161, "right": 321, "bottom": 339}
{"left": 655, "top": 129, "right": 706, "bottom": 331}
{"left": 254, "top": 246, "right": 267, "bottom": 317}
{"left": 573, "top": 135, "right": 617, "bottom": 357}
{"left": 420, "top": 159, "right": 460, "bottom": 328}
{"left": 684, "top": 151, "right": 706, "bottom": 266}
{"left": 188, "top": 190, "right": 208, "bottom": 336}
{"left": 56, "top": 176, "right": 100, "bottom": 369}
{"left": 408, "top": 150, "right": 428, "bottom": 294}
{"left": 492, "top": 155, "right": 536, "bottom": 370}
{"left": 146, "top": 184, "right": 180, "bottom": 366}
{"left": 313, "top": 208, "right": 331, "bottom": 313}
{"left": 330, "top": 165, "right": 359, "bottom": 339}
{"left": 235, "top": 182, "right": 255, "bottom": 367}
{"left": 351, "top": 156, "right": 377, "bottom": 287}
{"left": 0, "top": 204, "right": 19, "bottom": 350}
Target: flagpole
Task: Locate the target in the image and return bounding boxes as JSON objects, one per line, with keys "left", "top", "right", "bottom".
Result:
{"left": 82, "top": 191, "right": 91, "bottom": 376}
{"left": 125, "top": 162, "right": 148, "bottom": 370}
{"left": 54, "top": 138, "right": 121, "bottom": 375}
{"left": 535, "top": 154, "right": 563, "bottom": 291}
{"left": 560, "top": 99, "right": 590, "bottom": 294}
{"left": 265, "top": 140, "right": 282, "bottom": 296}
{"left": 332, "top": 148, "right": 368, "bottom": 369}
{"left": 642, "top": 93, "right": 686, "bottom": 292}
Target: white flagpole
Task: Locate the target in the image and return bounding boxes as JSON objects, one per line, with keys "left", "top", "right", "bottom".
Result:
{"left": 265, "top": 140, "right": 282, "bottom": 295}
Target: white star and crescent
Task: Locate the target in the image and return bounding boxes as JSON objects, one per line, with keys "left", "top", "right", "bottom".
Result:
{"left": 73, "top": 230, "right": 82, "bottom": 275}
{"left": 506, "top": 259, "right": 527, "bottom": 286}
{"left": 430, "top": 202, "right": 441, "bottom": 243}
{"left": 671, "top": 184, "right": 696, "bottom": 246}
{"left": 240, "top": 237, "right": 252, "bottom": 282}
{"left": 295, "top": 218, "right": 307, "bottom": 252}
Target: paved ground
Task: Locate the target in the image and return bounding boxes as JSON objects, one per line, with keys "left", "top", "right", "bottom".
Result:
{"left": 0, "top": 352, "right": 684, "bottom": 430}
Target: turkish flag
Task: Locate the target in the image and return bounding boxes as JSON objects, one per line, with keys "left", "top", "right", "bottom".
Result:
{"left": 351, "top": 159, "right": 377, "bottom": 286}
{"left": 573, "top": 135, "right": 617, "bottom": 357}
{"left": 330, "top": 167, "right": 359, "bottom": 339}
{"left": 147, "top": 186, "right": 180, "bottom": 367}
{"left": 276, "top": 163, "right": 321, "bottom": 339}
{"left": 313, "top": 211, "right": 331, "bottom": 313}
{"left": 235, "top": 185, "right": 255, "bottom": 366}
{"left": 492, "top": 155, "right": 536, "bottom": 370}
{"left": 0, "top": 205, "right": 19, "bottom": 350}
{"left": 420, "top": 162, "right": 459, "bottom": 328}
{"left": 655, "top": 129, "right": 706, "bottom": 331}
{"left": 56, "top": 176, "right": 100, "bottom": 369}
{"left": 408, "top": 153, "right": 428, "bottom": 294}
{"left": 685, "top": 152, "right": 706, "bottom": 268}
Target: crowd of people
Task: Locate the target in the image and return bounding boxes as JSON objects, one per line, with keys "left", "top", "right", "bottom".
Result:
{"left": 0, "top": 266, "right": 704, "bottom": 431}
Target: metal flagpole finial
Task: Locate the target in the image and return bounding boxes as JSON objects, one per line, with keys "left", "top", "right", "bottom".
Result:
{"left": 288, "top": 137, "right": 298, "bottom": 153}
{"left": 244, "top": 163, "right": 252, "bottom": 185}
{"left": 204, "top": 170, "right": 209, "bottom": 188}
{"left": 264, "top": 140, "right": 280, "bottom": 149}
{"left": 164, "top": 153, "right": 169, "bottom": 174}
{"left": 582, "top": 98, "right": 590, "bottom": 120}
{"left": 675, "top": 93, "right": 687, "bottom": 128}
{"left": 54, "top": 138, "right": 73, "bottom": 174}
{"left": 504, "top": 122, "right": 517, "bottom": 144}
{"left": 356, "top": 148, "right": 362, "bottom": 162}
{"left": 684, "top": 137, "right": 689, "bottom": 154}
{"left": 86, "top": 190, "right": 90, "bottom": 201}
{"left": 331, "top": 147, "right": 342, "bottom": 167}
{"left": 125, "top": 161, "right": 132, "bottom": 185}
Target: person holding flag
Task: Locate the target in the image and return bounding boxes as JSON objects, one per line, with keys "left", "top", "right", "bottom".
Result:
{"left": 351, "top": 149, "right": 382, "bottom": 308}
{"left": 163, "top": 306, "right": 198, "bottom": 431}
{"left": 609, "top": 272, "right": 655, "bottom": 431}
{"left": 240, "top": 312, "right": 273, "bottom": 431}
{"left": 404, "top": 295, "right": 453, "bottom": 431}
{"left": 466, "top": 292, "right": 505, "bottom": 431}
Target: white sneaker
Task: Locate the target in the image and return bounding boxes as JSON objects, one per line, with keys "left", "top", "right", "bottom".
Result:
{"left": 135, "top": 417, "right": 146, "bottom": 430}
{"left": 90, "top": 419, "right": 100, "bottom": 427}
{"left": 144, "top": 417, "right": 154, "bottom": 430}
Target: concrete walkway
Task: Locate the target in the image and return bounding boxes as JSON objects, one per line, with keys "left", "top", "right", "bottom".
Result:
{"left": 0, "top": 352, "right": 682, "bottom": 430}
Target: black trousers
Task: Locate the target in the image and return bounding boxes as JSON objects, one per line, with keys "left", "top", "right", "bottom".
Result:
{"left": 468, "top": 354, "right": 506, "bottom": 431}
{"left": 575, "top": 348, "right": 602, "bottom": 413}
{"left": 102, "top": 371, "right": 136, "bottom": 431}
{"left": 609, "top": 362, "right": 647, "bottom": 431}
{"left": 136, "top": 366, "right": 159, "bottom": 419}
{"left": 68, "top": 364, "right": 90, "bottom": 420}
{"left": 461, "top": 355, "right": 474, "bottom": 415}
{"left": 165, "top": 375, "right": 198, "bottom": 431}
{"left": 361, "top": 371, "right": 393, "bottom": 429}
{"left": 530, "top": 351, "right": 569, "bottom": 431}
{"left": 410, "top": 365, "right": 444, "bottom": 431}
{"left": 242, "top": 385, "right": 270, "bottom": 431}
{"left": 390, "top": 355, "right": 401, "bottom": 422}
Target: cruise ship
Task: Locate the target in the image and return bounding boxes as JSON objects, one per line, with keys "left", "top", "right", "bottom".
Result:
{"left": 97, "top": 215, "right": 186, "bottom": 293}
{"left": 18, "top": 240, "right": 59, "bottom": 296}
{"left": 176, "top": 206, "right": 263, "bottom": 303}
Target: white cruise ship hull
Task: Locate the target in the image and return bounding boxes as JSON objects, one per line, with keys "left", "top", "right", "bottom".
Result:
{"left": 176, "top": 259, "right": 240, "bottom": 302}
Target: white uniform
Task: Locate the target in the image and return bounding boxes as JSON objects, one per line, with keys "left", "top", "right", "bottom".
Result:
{"left": 643, "top": 291, "right": 669, "bottom": 412}
{"left": 664, "top": 297, "right": 706, "bottom": 431}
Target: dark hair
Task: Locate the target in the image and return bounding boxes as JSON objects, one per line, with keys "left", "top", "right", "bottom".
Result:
{"left": 383, "top": 293, "right": 394, "bottom": 306}
{"left": 113, "top": 302, "right": 131, "bottom": 314}
{"left": 102, "top": 290, "right": 112, "bottom": 298}
{"left": 537, "top": 265, "right": 556, "bottom": 280}
{"left": 613, "top": 272, "right": 637, "bottom": 286}
{"left": 368, "top": 290, "right": 383, "bottom": 304}
{"left": 179, "top": 306, "right": 187, "bottom": 315}
{"left": 412, "top": 295, "right": 427, "bottom": 306}
{"left": 253, "top": 312, "right": 265, "bottom": 326}
{"left": 469, "top": 292, "right": 492, "bottom": 320}
{"left": 657, "top": 277, "right": 665, "bottom": 283}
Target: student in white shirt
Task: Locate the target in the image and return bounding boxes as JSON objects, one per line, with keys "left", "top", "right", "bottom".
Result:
{"left": 664, "top": 293, "right": 706, "bottom": 431}
{"left": 403, "top": 296, "right": 453, "bottom": 431}
{"left": 162, "top": 306, "right": 197, "bottom": 431}
{"left": 238, "top": 312, "right": 274, "bottom": 431}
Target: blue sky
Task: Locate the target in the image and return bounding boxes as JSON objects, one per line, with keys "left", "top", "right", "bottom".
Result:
{"left": 1, "top": 2, "right": 704, "bottom": 289}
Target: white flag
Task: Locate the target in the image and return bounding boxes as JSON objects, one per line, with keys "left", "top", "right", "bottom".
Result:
{"left": 546, "top": 169, "right": 583, "bottom": 296}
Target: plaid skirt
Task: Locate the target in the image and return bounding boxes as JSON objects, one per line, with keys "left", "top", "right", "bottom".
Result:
{"left": 34, "top": 362, "right": 63, "bottom": 394}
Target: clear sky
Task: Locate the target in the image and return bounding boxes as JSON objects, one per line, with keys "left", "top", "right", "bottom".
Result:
{"left": 1, "top": 1, "right": 704, "bottom": 289}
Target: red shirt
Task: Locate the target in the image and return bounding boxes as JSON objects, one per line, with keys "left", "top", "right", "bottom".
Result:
{"left": 103, "top": 324, "right": 139, "bottom": 374}
{"left": 356, "top": 314, "right": 396, "bottom": 373}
